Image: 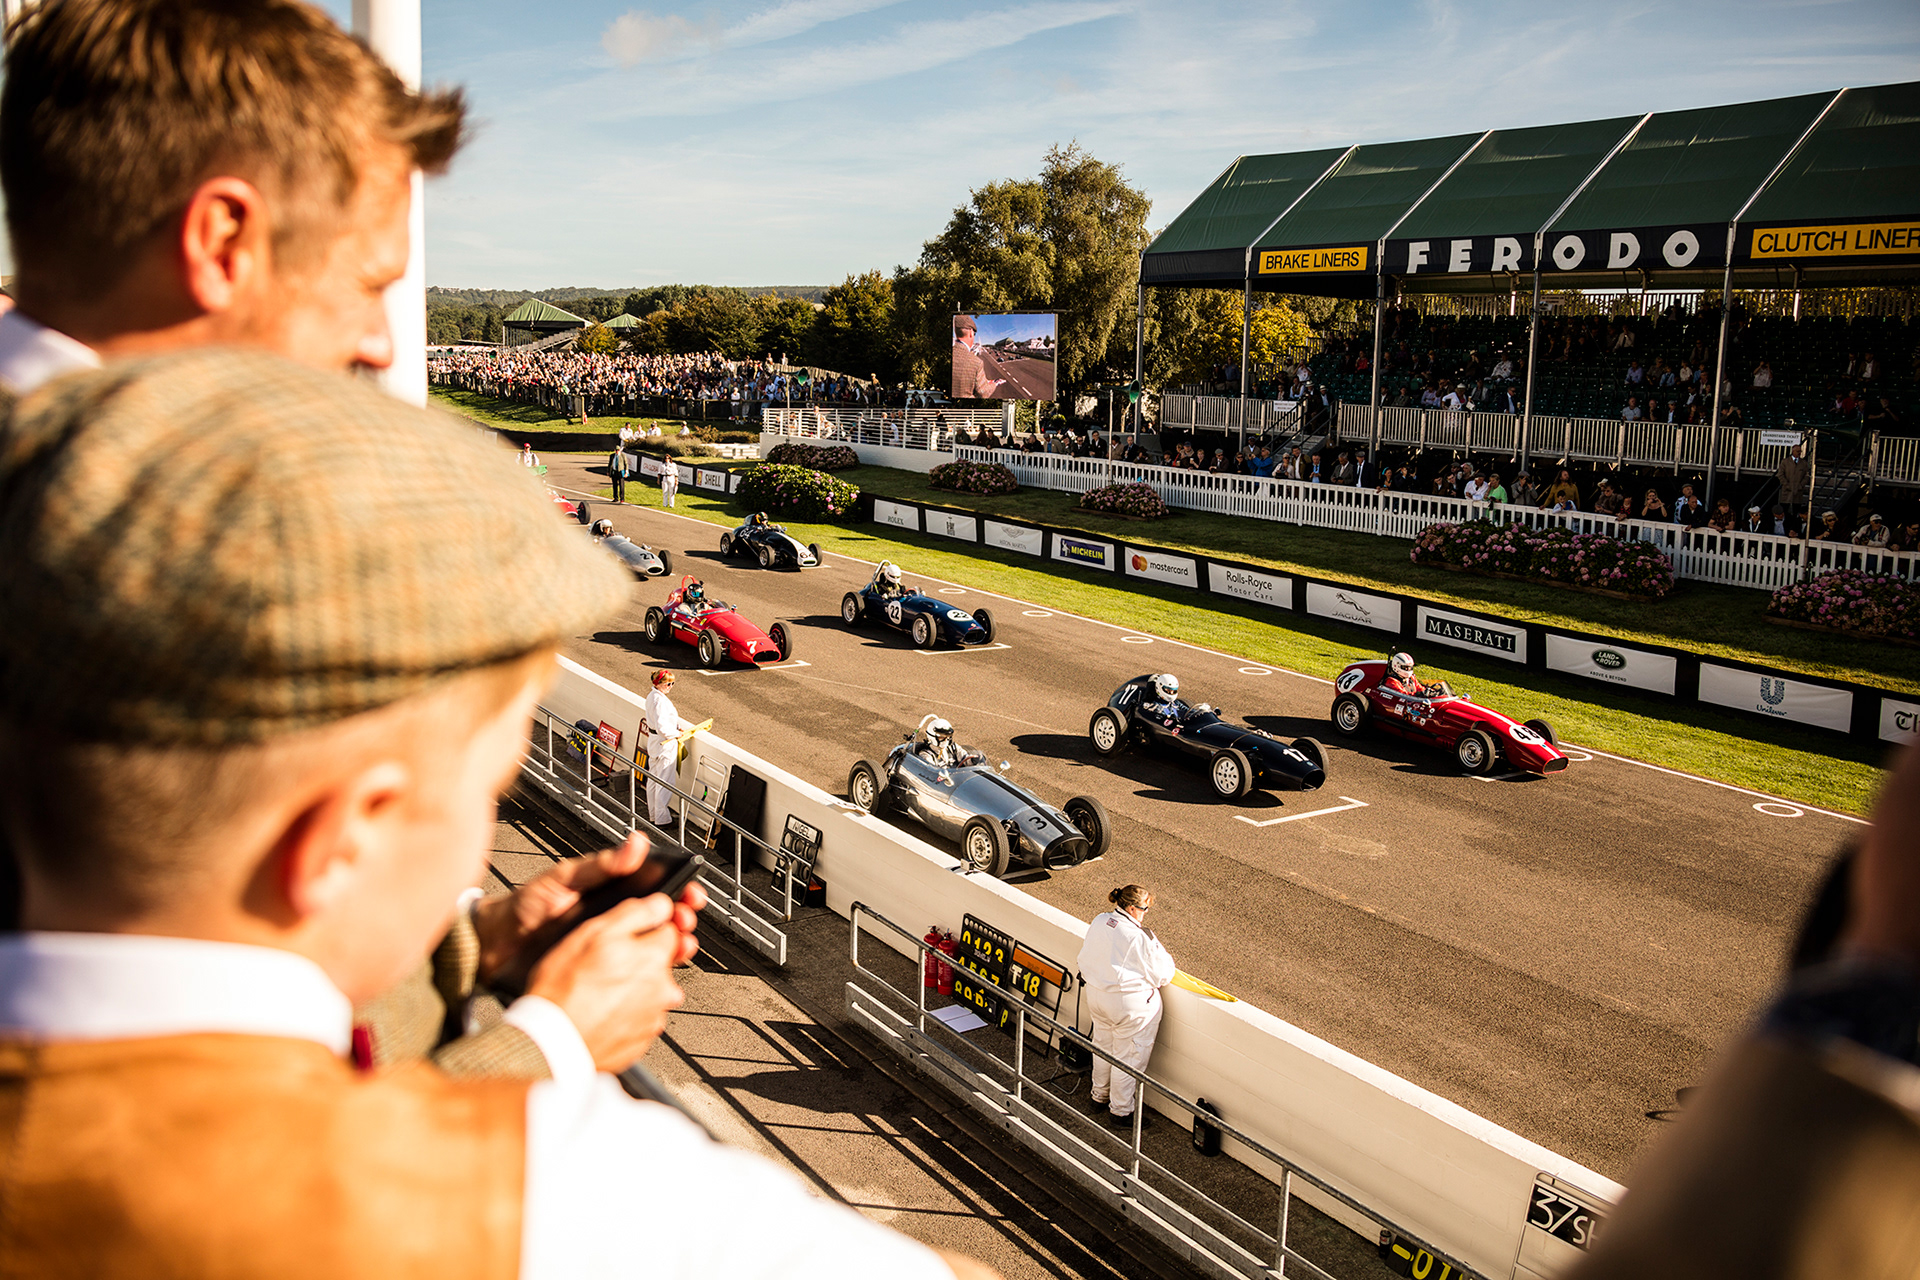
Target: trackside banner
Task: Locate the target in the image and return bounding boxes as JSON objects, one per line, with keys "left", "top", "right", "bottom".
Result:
{"left": 927, "top": 510, "right": 978, "bottom": 542}
{"left": 1416, "top": 606, "right": 1526, "bottom": 664}
{"left": 639, "top": 455, "right": 665, "bottom": 477}
{"left": 1306, "top": 583, "right": 1401, "bottom": 634}
{"left": 695, "top": 468, "right": 726, "bottom": 492}
{"left": 1698, "top": 663, "right": 1853, "bottom": 734}
{"left": 1545, "top": 635, "right": 1677, "bottom": 696}
{"left": 1053, "top": 535, "right": 1115, "bottom": 572}
{"left": 1882, "top": 698, "right": 1920, "bottom": 745}
{"left": 1742, "top": 219, "right": 1920, "bottom": 266}
{"left": 873, "top": 499, "right": 919, "bottom": 532}
{"left": 1125, "top": 547, "right": 1198, "bottom": 588}
{"left": 984, "top": 520, "right": 1042, "bottom": 556}
{"left": 1208, "top": 564, "right": 1290, "bottom": 610}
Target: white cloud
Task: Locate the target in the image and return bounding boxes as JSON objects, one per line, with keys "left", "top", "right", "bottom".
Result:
{"left": 600, "top": 10, "right": 719, "bottom": 65}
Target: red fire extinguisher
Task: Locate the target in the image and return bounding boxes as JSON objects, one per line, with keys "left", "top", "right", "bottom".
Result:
{"left": 935, "top": 930, "right": 958, "bottom": 997}
{"left": 923, "top": 927, "right": 944, "bottom": 990}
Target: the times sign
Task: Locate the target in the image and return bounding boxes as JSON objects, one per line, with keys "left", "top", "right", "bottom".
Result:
{"left": 1415, "top": 606, "right": 1527, "bottom": 664}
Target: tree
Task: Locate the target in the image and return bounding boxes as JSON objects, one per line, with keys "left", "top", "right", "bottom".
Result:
{"left": 1142, "top": 290, "right": 1313, "bottom": 389}
{"left": 577, "top": 322, "right": 617, "bottom": 354}
{"left": 1040, "top": 143, "right": 1152, "bottom": 391}
{"left": 666, "top": 291, "right": 761, "bottom": 358}
{"left": 815, "top": 271, "right": 897, "bottom": 381}
{"left": 752, "top": 294, "right": 820, "bottom": 365}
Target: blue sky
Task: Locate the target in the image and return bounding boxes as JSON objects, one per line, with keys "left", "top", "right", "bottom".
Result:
{"left": 971, "top": 314, "right": 1056, "bottom": 345}
{"left": 14, "top": 1, "right": 1920, "bottom": 288}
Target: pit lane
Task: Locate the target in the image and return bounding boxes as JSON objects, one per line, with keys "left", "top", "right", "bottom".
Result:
{"left": 553, "top": 482, "right": 1858, "bottom": 1181}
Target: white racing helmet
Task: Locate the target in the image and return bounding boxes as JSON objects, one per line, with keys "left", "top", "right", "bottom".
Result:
{"left": 927, "top": 716, "right": 954, "bottom": 744}
{"left": 879, "top": 561, "right": 902, "bottom": 587}
{"left": 1389, "top": 652, "right": 1415, "bottom": 680}
{"left": 1150, "top": 673, "right": 1180, "bottom": 702}
{"left": 590, "top": 518, "right": 614, "bottom": 536}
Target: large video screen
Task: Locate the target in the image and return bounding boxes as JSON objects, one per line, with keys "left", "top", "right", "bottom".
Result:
{"left": 951, "top": 313, "right": 1056, "bottom": 401}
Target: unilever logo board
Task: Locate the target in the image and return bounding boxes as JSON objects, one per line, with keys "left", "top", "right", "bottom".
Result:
{"left": 1698, "top": 662, "right": 1853, "bottom": 734}
{"left": 1207, "top": 563, "right": 1289, "bottom": 610}
{"left": 1052, "top": 536, "right": 1114, "bottom": 571}
{"left": 1125, "top": 547, "right": 1197, "bottom": 587}
{"left": 1544, "top": 634, "right": 1677, "bottom": 695}
{"left": 1882, "top": 698, "right": 1920, "bottom": 745}
{"left": 1416, "top": 607, "right": 1525, "bottom": 663}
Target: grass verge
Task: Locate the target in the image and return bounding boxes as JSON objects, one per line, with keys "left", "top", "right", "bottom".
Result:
{"left": 431, "top": 387, "right": 756, "bottom": 440}
{"left": 590, "top": 466, "right": 1894, "bottom": 815}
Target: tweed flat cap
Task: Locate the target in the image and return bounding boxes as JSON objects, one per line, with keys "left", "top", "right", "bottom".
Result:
{"left": 0, "top": 348, "right": 630, "bottom": 743}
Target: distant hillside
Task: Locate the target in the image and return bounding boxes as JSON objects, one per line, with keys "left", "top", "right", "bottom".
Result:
{"left": 428, "top": 284, "right": 829, "bottom": 307}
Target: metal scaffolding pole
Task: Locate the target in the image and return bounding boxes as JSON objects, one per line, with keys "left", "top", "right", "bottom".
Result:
{"left": 1521, "top": 256, "right": 1542, "bottom": 473}
{"left": 1239, "top": 277, "right": 1254, "bottom": 400}
{"left": 1368, "top": 273, "right": 1385, "bottom": 453}
{"left": 1132, "top": 280, "right": 1145, "bottom": 439}
{"left": 1704, "top": 229, "right": 1736, "bottom": 514}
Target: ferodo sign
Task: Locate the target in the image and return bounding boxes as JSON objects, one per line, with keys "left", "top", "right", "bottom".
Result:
{"left": 1543, "top": 224, "right": 1722, "bottom": 272}
{"left": 1545, "top": 634, "right": 1677, "bottom": 695}
{"left": 1390, "top": 236, "right": 1535, "bottom": 275}
{"left": 1125, "top": 547, "right": 1197, "bottom": 588}
{"left": 1305, "top": 583, "right": 1401, "bottom": 634}
{"left": 1416, "top": 606, "right": 1526, "bottom": 664}
{"left": 1256, "top": 244, "right": 1370, "bottom": 275}
{"left": 1744, "top": 219, "right": 1920, "bottom": 265}
{"left": 1698, "top": 663, "right": 1853, "bottom": 734}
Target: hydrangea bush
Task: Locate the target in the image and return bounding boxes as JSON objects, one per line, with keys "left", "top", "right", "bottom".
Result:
{"left": 733, "top": 463, "right": 859, "bottom": 521}
{"left": 764, "top": 442, "right": 859, "bottom": 470}
{"left": 1411, "top": 520, "right": 1676, "bottom": 599}
{"left": 1079, "top": 482, "right": 1171, "bottom": 519}
{"left": 929, "top": 459, "right": 1019, "bottom": 495}
{"left": 1768, "top": 569, "right": 1920, "bottom": 641}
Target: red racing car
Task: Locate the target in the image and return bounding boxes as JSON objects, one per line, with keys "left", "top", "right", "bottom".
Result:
{"left": 642, "top": 576, "right": 795, "bottom": 669}
{"left": 1329, "top": 659, "right": 1568, "bottom": 775}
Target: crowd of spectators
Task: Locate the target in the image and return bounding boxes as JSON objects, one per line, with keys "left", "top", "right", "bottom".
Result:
{"left": 429, "top": 347, "right": 893, "bottom": 418}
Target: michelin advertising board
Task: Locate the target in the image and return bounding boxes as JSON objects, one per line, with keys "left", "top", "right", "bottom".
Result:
{"left": 1698, "top": 663, "right": 1853, "bottom": 733}
{"left": 1053, "top": 534, "right": 1115, "bottom": 572}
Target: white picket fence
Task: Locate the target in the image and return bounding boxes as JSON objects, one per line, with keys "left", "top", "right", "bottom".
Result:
{"left": 763, "top": 405, "right": 1005, "bottom": 452}
{"left": 951, "top": 446, "right": 1920, "bottom": 593}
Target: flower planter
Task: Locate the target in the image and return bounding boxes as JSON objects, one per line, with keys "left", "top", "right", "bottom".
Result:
{"left": 1426, "top": 562, "right": 1668, "bottom": 603}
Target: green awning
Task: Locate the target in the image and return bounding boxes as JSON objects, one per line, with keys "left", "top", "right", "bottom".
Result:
{"left": 1384, "top": 116, "right": 1642, "bottom": 275}
{"left": 1736, "top": 81, "right": 1920, "bottom": 275}
{"left": 601, "top": 312, "right": 640, "bottom": 328}
{"left": 1249, "top": 133, "right": 1483, "bottom": 294}
{"left": 1140, "top": 148, "right": 1348, "bottom": 288}
{"left": 502, "top": 298, "right": 587, "bottom": 327}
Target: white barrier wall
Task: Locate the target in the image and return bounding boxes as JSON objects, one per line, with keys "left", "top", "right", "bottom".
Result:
{"left": 544, "top": 657, "right": 1622, "bottom": 1277}
{"left": 759, "top": 429, "right": 950, "bottom": 473}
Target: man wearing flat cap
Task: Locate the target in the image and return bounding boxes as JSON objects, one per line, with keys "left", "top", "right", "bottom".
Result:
{"left": 0, "top": 0, "right": 639, "bottom": 1082}
{"left": 951, "top": 315, "right": 1006, "bottom": 401}
{"left": 1854, "top": 514, "right": 1891, "bottom": 549}
{"left": 0, "top": 349, "right": 991, "bottom": 1279}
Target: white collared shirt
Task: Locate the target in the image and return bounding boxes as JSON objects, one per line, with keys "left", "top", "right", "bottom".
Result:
{"left": 0, "top": 308, "right": 102, "bottom": 396}
{"left": 0, "top": 933, "right": 949, "bottom": 1280}
{"left": 1077, "top": 912, "right": 1175, "bottom": 1002}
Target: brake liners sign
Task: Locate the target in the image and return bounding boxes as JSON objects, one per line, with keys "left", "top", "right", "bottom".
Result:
{"left": 1545, "top": 635, "right": 1677, "bottom": 695}
{"left": 1748, "top": 220, "right": 1920, "bottom": 261}
{"left": 1257, "top": 244, "right": 1370, "bottom": 275}
{"left": 1417, "top": 606, "right": 1526, "bottom": 664}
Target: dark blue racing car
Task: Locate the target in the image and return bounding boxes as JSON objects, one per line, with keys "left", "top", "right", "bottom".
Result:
{"left": 841, "top": 561, "right": 996, "bottom": 649}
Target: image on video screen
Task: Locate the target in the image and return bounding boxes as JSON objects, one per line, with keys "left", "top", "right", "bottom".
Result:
{"left": 951, "top": 313, "right": 1056, "bottom": 401}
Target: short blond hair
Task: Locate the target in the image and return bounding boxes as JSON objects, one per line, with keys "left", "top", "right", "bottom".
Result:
{"left": 1, "top": 0, "right": 467, "bottom": 294}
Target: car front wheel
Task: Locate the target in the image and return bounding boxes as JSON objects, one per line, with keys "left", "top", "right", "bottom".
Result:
{"left": 718, "top": 532, "right": 733, "bottom": 557}
{"left": 756, "top": 543, "right": 773, "bottom": 569}
{"left": 1209, "top": 748, "right": 1254, "bottom": 800}
{"left": 848, "top": 759, "right": 886, "bottom": 812}
{"left": 642, "top": 607, "right": 665, "bottom": 643}
{"left": 1088, "top": 708, "right": 1127, "bottom": 757}
{"left": 769, "top": 622, "right": 794, "bottom": 662}
{"left": 840, "top": 593, "right": 864, "bottom": 627}
{"left": 973, "top": 607, "right": 995, "bottom": 643}
{"left": 1456, "top": 729, "right": 1496, "bottom": 774}
{"left": 960, "top": 816, "right": 1012, "bottom": 877}
{"left": 1523, "top": 718, "right": 1558, "bottom": 746}
{"left": 1332, "top": 694, "right": 1369, "bottom": 735}
{"left": 910, "top": 614, "right": 934, "bottom": 648}
{"left": 697, "top": 629, "right": 725, "bottom": 668}
{"left": 1064, "top": 795, "right": 1112, "bottom": 858}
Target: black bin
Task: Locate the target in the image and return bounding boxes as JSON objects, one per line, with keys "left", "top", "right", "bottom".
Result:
{"left": 1192, "top": 1098, "right": 1222, "bottom": 1157}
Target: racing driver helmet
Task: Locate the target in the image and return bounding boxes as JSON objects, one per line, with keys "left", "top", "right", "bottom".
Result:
{"left": 879, "top": 561, "right": 902, "bottom": 588}
{"left": 751, "top": 512, "right": 769, "bottom": 526}
{"left": 684, "top": 579, "right": 706, "bottom": 606}
{"left": 1389, "top": 651, "right": 1416, "bottom": 681}
{"left": 1150, "top": 673, "right": 1180, "bottom": 702}
{"left": 927, "top": 717, "right": 954, "bottom": 745}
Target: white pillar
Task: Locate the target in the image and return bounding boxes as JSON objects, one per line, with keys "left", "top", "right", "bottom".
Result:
{"left": 354, "top": 0, "right": 426, "bottom": 407}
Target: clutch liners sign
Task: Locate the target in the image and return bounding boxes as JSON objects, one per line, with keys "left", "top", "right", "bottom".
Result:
{"left": 1698, "top": 663, "right": 1853, "bottom": 733}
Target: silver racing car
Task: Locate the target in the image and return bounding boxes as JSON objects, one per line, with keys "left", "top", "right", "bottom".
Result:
{"left": 847, "top": 715, "right": 1111, "bottom": 878}
{"left": 588, "top": 518, "right": 673, "bottom": 578}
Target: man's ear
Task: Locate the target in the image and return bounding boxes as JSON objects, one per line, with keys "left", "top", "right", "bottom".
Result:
{"left": 178, "top": 176, "right": 273, "bottom": 316}
{"left": 273, "top": 760, "right": 413, "bottom": 921}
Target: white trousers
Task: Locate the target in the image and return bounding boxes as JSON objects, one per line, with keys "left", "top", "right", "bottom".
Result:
{"left": 660, "top": 478, "right": 677, "bottom": 507}
{"left": 1086, "top": 985, "right": 1161, "bottom": 1116}
{"left": 646, "top": 743, "right": 676, "bottom": 826}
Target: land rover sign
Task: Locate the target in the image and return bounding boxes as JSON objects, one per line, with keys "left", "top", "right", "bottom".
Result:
{"left": 1545, "top": 635, "right": 1677, "bottom": 695}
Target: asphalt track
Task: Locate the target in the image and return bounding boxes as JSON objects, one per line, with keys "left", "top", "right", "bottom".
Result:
{"left": 979, "top": 349, "right": 1055, "bottom": 401}
{"left": 551, "top": 478, "right": 1862, "bottom": 1182}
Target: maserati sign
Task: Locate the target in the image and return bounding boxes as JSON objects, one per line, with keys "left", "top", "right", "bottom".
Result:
{"left": 1416, "top": 606, "right": 1526, "bottom": 663}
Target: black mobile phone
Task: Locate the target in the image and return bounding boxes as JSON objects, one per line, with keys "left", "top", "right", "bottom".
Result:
{"left": 490, "top": 852, "right": 704, "bottom": 999}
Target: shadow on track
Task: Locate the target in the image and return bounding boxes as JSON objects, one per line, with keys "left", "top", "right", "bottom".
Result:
{"left": 1008, "top": 732, "right": 1290, "bottom": 809}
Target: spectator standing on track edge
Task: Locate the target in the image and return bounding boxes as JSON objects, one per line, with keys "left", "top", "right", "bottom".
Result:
{"left": 1078, "top": 884, "right": 1176, "bottom": 1130}
{"left": 643, "top": 669, "right": 687, "bottom": 828}
{"left": 608, "top": 442, "right": 631, "bottom": 502}
{"left": 660, "top": 458, "right": 679, "bottom": 507}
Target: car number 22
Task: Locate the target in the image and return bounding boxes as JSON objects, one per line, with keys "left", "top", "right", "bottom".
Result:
{"left": 886, "top": 600, "right": 904, "bottom": 625}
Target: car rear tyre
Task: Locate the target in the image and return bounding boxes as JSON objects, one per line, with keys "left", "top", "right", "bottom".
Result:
{"left": 1064, "top": 795, "right": 1112, "bottom": 859}
{"left": 575, "top": 501, "right": 591, "bottom": 526}
{"left": 1209, "top": 748, "right": 1255, "bottom": 800}
{"left": 1456, "top": 729, "right": 1496, "bottom": 774}
{"left": 755, "top": 543, "right": 773, "bottom": 569}
{"left": 848, "top": 760, "right": 885, "bottom": 812}
{"left": 1523, "top": 718, "right": 1558, "bottom": 746}
{"left": 697, "top": 629, "right": 725, "bottom": 668}
{"left": 655, "top": 548, "right": 673, "bottom": 576}
{"left": 769, "top": 622, "right": 794, "bottom": 662}
{"left": 807, "top": 542, "right": 822, "bottom": 567}
{"left": 960, "top": 816, "right": 1012, "bottom": 878}
{"left": 718, "top": 532, "right": 734, "bottom": 557}
{"left": 840, "top": 593, "right": 864, "bottom": 627}
{"left": 973, "top": 607, "right": 995, "bottom": 643}
{"left": 1290, "top": 736, "right": 1326, "bottom": 772}
{"left": 910, "top": 614, "right": 935, "bottom": 648}
{"left": 1088, "top": 708, "right": 1127, "bottom": 757}
{"left": 1331, "top": 694, "right": 1369, "bottom": 736}
{"left": 642, "top": 607, "right": 665, "bottom": 643}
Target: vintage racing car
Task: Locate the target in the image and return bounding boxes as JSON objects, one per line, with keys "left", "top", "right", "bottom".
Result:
{"left": 1329, "top": 659, "right": 1568, "bottom": 775}
{"left": 840, "top": 579, "right": 995, "bottom": 648}
{"left": 588, "top": 519, "right": 672, "bottom": 578}
{"left": 848, "top": 715, "right": 1110, "bottom": 877}
{"left": 719, "top": 513, "right": 822, "bottom": 570}
{"left": 548, "top": 487, "right": 591, "bottom": 525}
{"left": 1089, "top": 674, "right": 1327, "bottom": 800}
{"left": 641, "top": 576, "right": 795, "bottom": 669}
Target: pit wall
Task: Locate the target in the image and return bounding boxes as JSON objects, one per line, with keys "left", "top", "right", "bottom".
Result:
{"left": 544, "top": 655, "right": 1623, "bottom": 1279}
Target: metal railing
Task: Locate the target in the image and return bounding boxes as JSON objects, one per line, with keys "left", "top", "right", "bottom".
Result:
{"left": 762, "top": 405, "right": 1004, "bottom": 452}
{"left": 846, "top": 903, "right": 1485, "bottom": 1280}
{"left": 520, "top": 705, "right": 802, "bottom": 965}
{"left": 1159, "top": 394, "right": 1302, "bottom": 437}
{"left": 1872, "top": 434, "right": 1920, "bottom": 486}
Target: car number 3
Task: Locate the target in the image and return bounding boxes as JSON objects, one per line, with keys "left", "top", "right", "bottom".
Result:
{"left": 885, "top": 601, "right": 903, "bottom": 625}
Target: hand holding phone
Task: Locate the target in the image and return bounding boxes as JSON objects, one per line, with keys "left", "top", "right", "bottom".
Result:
{"left": 489, "top": 850, "right": 703, "bottom": 1000}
